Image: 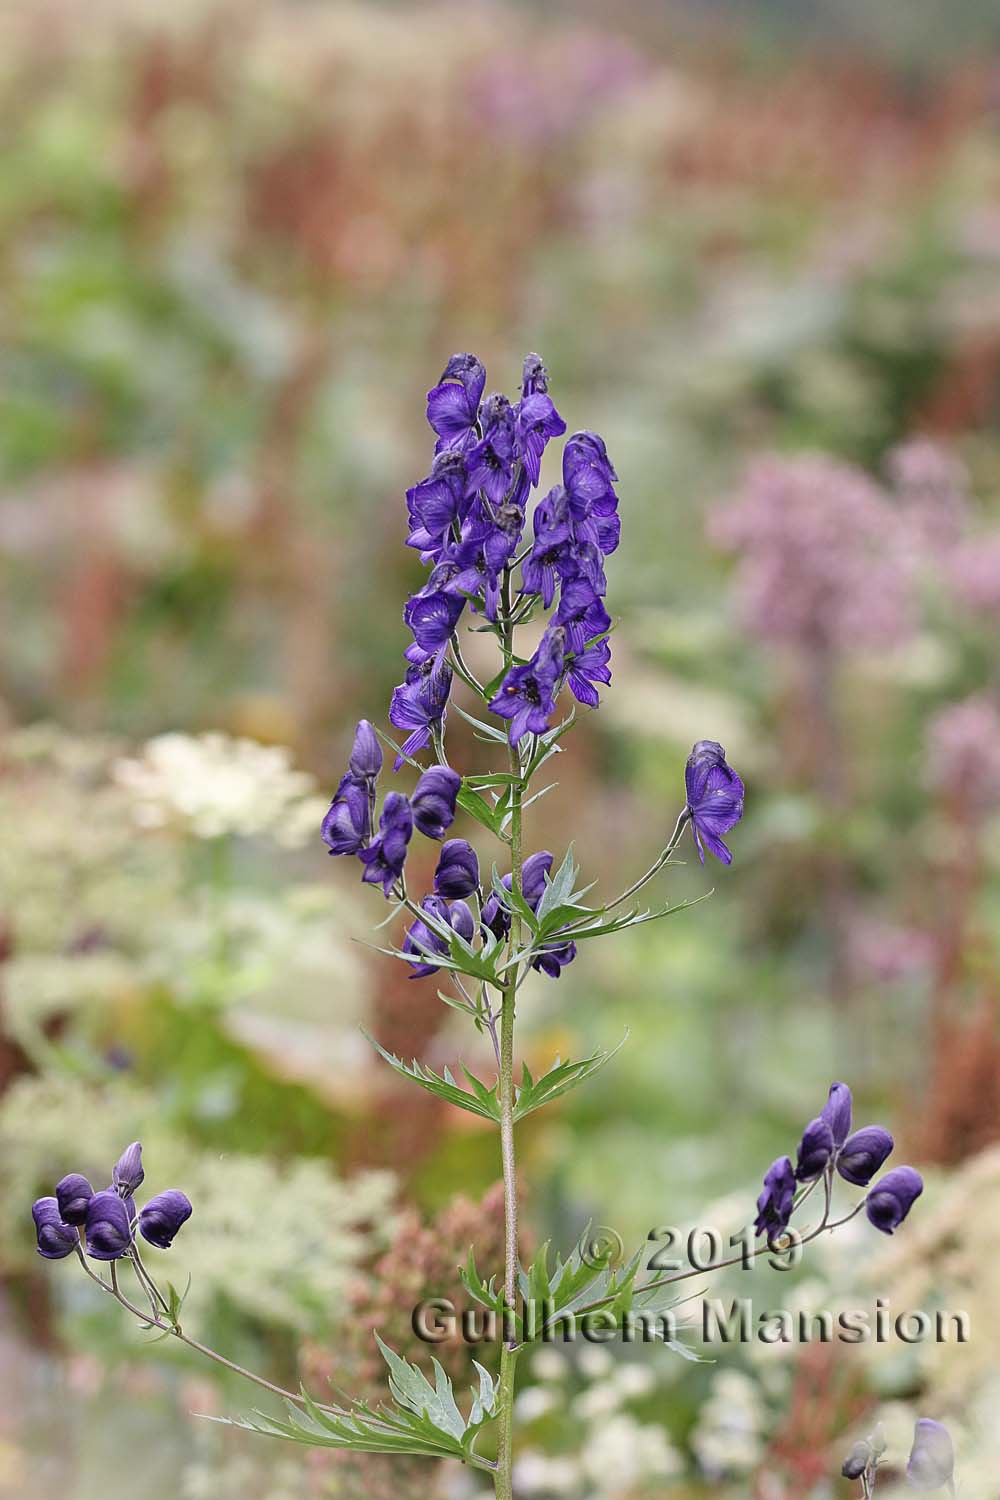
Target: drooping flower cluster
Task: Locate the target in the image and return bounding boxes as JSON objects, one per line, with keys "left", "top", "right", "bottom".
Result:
{"left": 754, "top": 1081, "right": 922, "bottom": 1240}
{"left": 32, "top": 1141, "right": 192, "bottom": 1261}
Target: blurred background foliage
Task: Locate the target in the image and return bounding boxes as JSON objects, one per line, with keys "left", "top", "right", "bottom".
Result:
{"left": 2, "top": 1, "right": 1000, "bottom": 1496}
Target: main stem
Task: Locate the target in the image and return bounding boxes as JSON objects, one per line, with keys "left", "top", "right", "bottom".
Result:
{"left": 495, "top": 576, "right": 523, "bottom": 1500}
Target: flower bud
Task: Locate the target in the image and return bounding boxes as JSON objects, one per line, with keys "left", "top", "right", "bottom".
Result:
{"left": 795, "top": 1116, "right": 834, "bottom": 1182}
{"left": 837, "top": 1126, "right": 894, "bottom": 1187}
{"left": 411, "top": 766, "right": 461, "bottom": 840}
{"left": 32, "top": 1197, "right": 78, "bottom": 1260}
{"left": 754, "top": 1155, "right": 796, "bottom": 1238}
{"left": 906, "top": 1418, "right": 954, "bottom": 1491}
{"left": 55, "top": 1173, "right": 94, "bottom": 1226}
{"left": 865, "top": 1165, "right": 923, "bottom": 1234}
{"left": 85, "top": 1189, "right": 133, "bottom": 1260}
{"left": 139, "top": 1190, "right": 193, "bottom": 1249}
{"left": 113, "top": 1141, "right": 144, "bottom": 1196}
{"left": 348, "top": 720, "right": 382, "bottom": 781}
{"left": 322, "top": 775, "right": 371, "bottom": 856}
{"left": 433, "top": 839, "right": 480, "bottom": 899}
{"left": 821, "top": 1081, "right": 852, "bottom": 1148}
{"left": 841, "top": 1439, "right": 873, "bottom": 1480}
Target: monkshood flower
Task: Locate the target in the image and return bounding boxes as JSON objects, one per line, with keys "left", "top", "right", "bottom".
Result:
{"left": 56, "top": 1172, "right": 94, "bottom": 1226}
{"left": 754, "top": 1156, "right": 795, "bottom": 1238}
{"left": 433, "top": 838, "right": 480, "bottom": 899}
{"left": 907, "top": 1419, "right": 955, "bottom": 1492}
{"left": 426, "top": 353, "right": 485, "bottom": 453}
{"left": 489, "top": 625, "right": 566, "bottom": 745}
{"left": 402, "top": 895, "right": 476, "bottom": 978}
{"left": 795, "top": 1117, "right": 834, "bottom": 1182}
{"left": 685, "top": 740, "right": 745, "bottom": 865}
{"left": 822, "top": 1081, "right": 852, "bottom": 1148}
{"left": 563, "top": 430, "right": 619, "bottom": 521}
{"left": 322, "top": 774, "right": 371, "bottom": 856}
{"left": 468, "top": 393, "right": 517, "bottom": 509}
{"left": 555, "top": 578, "right": 611, "bottom": 654}
{"left": 411, "top": 765, "right": 461, "bottom": 839}
{"left": 837, "top": 1126, "right": 894, "bottom": 1187}
{"left": 841, "top": 1440, "right": 873, "bottom": 1480}
{"left": 403, "top": 590, "right": 466, "bottom": 665}
{"left": 113, "top": 1140, "right": 145, "bottom": 1197}
{"left": 139, "top": 1190, "right": 193, "bottom": 1250}
{"left": 566, "top": 636, "right": 611, "bottom": 708}
{"left": 389, "top": 659, "right": 453, "bottom": 764}
{"left": 359, "top": 793, "right": 413, "bottom": 896}
{"left": 480, "top": 851, "right": 578, "bottom": 979}
{"left": 521, "top": 352, "right": 549, "bottom": 398}
{"left": 866, "top": 1165, "right": 923, "bottom": 1234}
{"left": 405, "top": 451, "right": 470, "bottom": 557}
{"left": 348, "top": 720, "right": 383, "bottom": 781}
{"left": 515, "top": 392, "right": 566, "bottom": 487}
{"left": 32, "top": 1198, "right": 78, "bottom": 1259}
{"left": 85, "top": 1189, "right": 133, "bottom": 1260}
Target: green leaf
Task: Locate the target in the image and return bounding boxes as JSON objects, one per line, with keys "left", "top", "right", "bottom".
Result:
{"left": 452, "top": 703, "right": 508, "bottom": 743}
{"left": 456, "top": 785, "right": 506, "bottom": 837}
{"left": 511, "top": 1036, "right": 628, "bottom": 1121}
{"left": 362, "top": 1031, "right": 500, "bottom": 1122}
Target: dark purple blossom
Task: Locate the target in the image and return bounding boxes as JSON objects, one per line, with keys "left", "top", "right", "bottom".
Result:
{"left": 411, "top": 765, "right": 461, "bottom": 840}
{"left": 56, "top": 1173, "right": 94, "bottom": 1226}
{"left": 754, "top": 1155, "right": 796, "bottom": 1238}
{"left": 402, "top": 896, "right": 476, "bottom": 978}
{"left": 359, "top": 793, "right": 413, "bottom": 896}
{"left": 403, "top": 591, "right": 466, "bottom": 664}
{"left": 139, "top": 1190, "right": 193, "bottom": 1250}
{"left": 566, "top": 636, "right": 611, "bottom": 708}
{"left": 426, "top": 354, "right": 485, "bottom": 453}
{"left": 113, "top": 1141, "right": 144, "bottom": 1197}
{"left": 562, "top": 430, "right": 619, "bottom": 520}
{"left": 348, "top": 720, "right": 382, "bottom": 781}
{"left": 821, "top": 1081, "right": 852, "bottom": 1148}
{"left": 322, "top": 774, "right": 371, "bottom": 856}
{"left": 84, "top": 1189, "right": 132, "bottom": 1260}
{"left": 467, "top": 394, "right": 517, "bottom": 508}
{"left": 480, "top": 851, "right": 577, "bottom": 979}
{"left": 555, "top": 578, "right": 611, "bottom": 653}
{"left": 532, "top": 939, "right": 577, "bottom": 979}
{"left": 405, "top": 452, "right": 469, "bottom": 555}
{"left": 434, "top": 839, "right": 480, "bottom": 899}
{"left": 521, "top": 352, "right": 549, "bottom": 398}
{"left": 389, "top": 660, "right": 453, "bottom": 764}
{"left": 841, "top": 1441, "right": 873, "bottom": 1481}
{"left": 865, "top": 1165, "right": 923, "bottom": 1235}
{"left": 907, "top": 1419, "right": 954, "bottom": 1492}
{"left": 837, "top": 1126, "right": 894, "bottom": 1187}
{"left": 795, "top": 1116, "right": 834, "bottom": 1182}
{"left": 516, "top": 393, "right": 566, "bottom": 487}
{"left": 32, "top": 1197, "right": 78, "bottom": 1259}
{"left": 685, "top": 740, "right": 745, "bottom": 866}
{"left": 489, "top": 625, "right": 566, "bottom": 745}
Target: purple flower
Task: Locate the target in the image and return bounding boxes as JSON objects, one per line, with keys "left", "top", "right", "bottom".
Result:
{"left": 322, "top": 774, "right": 371, "bottom": 856}
{"left": 821, "top": 1081, "right": 852, "bottom": 1148}
{"left": 555, "top": 578, "right": 611, "bottom": 653}
{"left": 112, "top": 1141, "right": 145, "bottom": 1197}
{"left": 389, "top": 660, "right": 453, "bottom": 764}
{"left": 685, "top": 740, "right": 745, "bottom": 866}
{"left": 402, "top": 896, "right": 476, "bottom": 978}
{"left": 426, "top": 354, "right": 485, "bottom": 453}
{"left": 411, "top": 765, "right": 461, "bottom": 840}
{"left": 84, "top": 1189, "right": 133, "bottom": 1260}
{"left": 865, "top": 1166, "right": 923, "bottom": 1235}
{"left": 403, "top": 591, "right": 466, "bottom": 664}
{"left": 841, "top": 1441, "right": 873, "bottom": 1481}
{"left": 467, "top": 394, "right": 517, "bottom": 509}
{"left": 795, "top": 1117, "right": 834, "bottom": 1182}
{"left": 481, "top": 850, "right": 577, "bottom": 979}
{"left": 434, "top": 839, "right": 480, "bottom": 899}
{"left": 562, "top": 430, "right": 619, "bottom": 520}
{"left": 754, "top": 1156, "right": 796, "bottom": 1238}
{"left": 359, "top": 793, "right": 413, "bottom": 896}
{"left": 139, "top": 1190, "right": 193, "bottom": 1250}
{"left": 837, "top": 1126, "right": 894, "bottom": 1187}
{"left": 348, "top": 720, "right": 383, "bottom": 781}
{"left": 907, "top": 1419, "right": 954, "bottom": 1492}
{"left": 516, "top": 393, "right": 566, "bottom": 487}
{"left": 566, "top": 636, "right": 611, "bottom": 709}
{"left": 521, "top": 352, "right": 549, "bottom": 397}
{"left": 32, "top": 1198, "right": 78, "bottom": 1259}
{"left": 55, "top": 1173, "right": 94, "bottom": 1226}
{"left": 489, "top": 625, "right": 566, "bottom": 745}
{"left": 406, "top": 452, "right": 469, "bottom": 555}
{"left": 532, "top": 939, "right": 577, "bottom": 979}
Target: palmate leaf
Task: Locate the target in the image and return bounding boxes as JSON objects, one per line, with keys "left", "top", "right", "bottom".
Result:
{"left": 213, "top": 1341, "right": 498, "bottom": 1466}
{"left": 362, "top": 1031, "right": 501, "bottom": 1122}
{"left": 511, "top": 1035, "right": 627, "bottom": 1121}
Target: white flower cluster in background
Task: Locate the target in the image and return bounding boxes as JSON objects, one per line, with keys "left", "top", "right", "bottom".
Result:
{"left": 113, "top": 732, "right": 326, "bottom": 844}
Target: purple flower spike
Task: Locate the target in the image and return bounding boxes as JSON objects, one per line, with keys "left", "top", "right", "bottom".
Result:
{"left": 112, "top": 1141, "right": 144, "bottom": 1196}
{"left": 754, "top": 1156, "right": 796, "bottom": 1238}
{"left": 685, "top": 740, "right": 745, "bottom": 866}
{"left": 389, "top": 660, "right": 453, "bottom": 766}
{"left": 139, "top": 1190, "right": 193, "bottom": 1250}
{"left": 426, "top": 354, "right": 485, "bottom": 453}
{"left": 84, "top": 1189, "right": 133, "bottom": 1260}
{"left": 433, "top": 839, "right": 480, "bottom": 900}
{"left": 359, "top": 793, "right": 413, "bottom": 897}
{"left": 865, "top": 1166, "right": 923, "bottom": 1235}
{"left": 489, "top": 625, "right": 566, "bottom": 745}
{"left": 32, "top": 1198, "right": 78, "bottom": 1259}
{"left": 348, "top": 720, "right": 383, "bottom": 781}
{"left": 795, "top": 1117, "right": 834, "bottom": 1182}
{"left": 906, "top": 1419, "right": 955, "bottom": 1492}
{"left": 411, "top": 766, "right": 462, "bottom": 840}
{"left": 55, "top": 1173, "right": 94, "bottom": 1226}
{"left": 821, "top": 1081, "right": 853, "bottom": 1148}
{"left": 322, "top": 774, "right": 371, "bottom": 856}
{"left": 837, "top": 1126, "right": 894, "bottom": 1187}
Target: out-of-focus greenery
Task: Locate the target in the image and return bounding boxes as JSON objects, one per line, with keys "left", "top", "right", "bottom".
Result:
{"left": 2, "top": 2, "right": 1000, "bottom": 1497}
